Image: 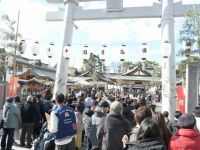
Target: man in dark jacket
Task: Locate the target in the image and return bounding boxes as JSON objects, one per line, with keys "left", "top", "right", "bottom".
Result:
{"left": 20, "top": 95, "right": 37, "bottom": 148}
{"left": 32, "top": 96, "right": 42, "bottom": 140}
{"left": 97, "top": 101, "right": 131, "bottom": 150}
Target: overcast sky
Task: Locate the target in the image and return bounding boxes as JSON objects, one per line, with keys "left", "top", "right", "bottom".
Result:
{"left": 0, "top": 0, "right": 199, "bottom": 70}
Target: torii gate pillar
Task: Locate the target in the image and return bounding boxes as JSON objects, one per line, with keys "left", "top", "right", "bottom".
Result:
{"left": 53, "top": 0, "right": 78, "bottom": 99}
{"left": 161, "top": 0, "right": 176, "bottom": 119}
{"left": 46, "top": 0, "right": 200, "bottom": 119}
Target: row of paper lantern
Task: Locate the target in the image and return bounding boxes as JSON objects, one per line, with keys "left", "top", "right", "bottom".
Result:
{"left": 81, "top": 43, "right": 148, "bottom": 62}
{"left": 17, "top": 39, "right": 192, "bottom": 60}
{"left": 17, "top": 40, "right": 177, "bottom": 61}
{"left": 18, "top": 40, "right": 53, "bottom": 58}
{"left": 5, "top": 40, "right": 53, "bottom": 68}
{"left": 17, "top": 40, "right": 148, "bottom": 61}
{"left": 6, "top": 39, "right": 184, "bottom": 68}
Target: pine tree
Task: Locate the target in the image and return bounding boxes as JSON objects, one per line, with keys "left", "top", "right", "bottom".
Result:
{"left": 178, "top": 10, "right": 200, "bottom": 56}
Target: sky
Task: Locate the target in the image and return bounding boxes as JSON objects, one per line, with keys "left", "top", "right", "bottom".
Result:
{"left": 0, "top": 0, "right": 199, "bottom": 71}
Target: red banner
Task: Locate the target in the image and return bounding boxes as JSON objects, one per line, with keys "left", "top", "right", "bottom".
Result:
{"left": 7, "top": 76, "right": 19, "bottom": 97}
{"left": 176, "top": 86, "right": 185, "bottom": 113}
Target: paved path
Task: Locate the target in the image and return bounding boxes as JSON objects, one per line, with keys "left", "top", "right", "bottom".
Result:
{"left": 12, "top": 141, "right": 33, "bottom": 150}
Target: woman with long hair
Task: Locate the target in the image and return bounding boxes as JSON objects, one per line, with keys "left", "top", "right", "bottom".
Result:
{"left": 152, "top": 112, "right": 172, "bottom": 147}
{"left": 126, "top": 118, "right": 167, "bottom": 150}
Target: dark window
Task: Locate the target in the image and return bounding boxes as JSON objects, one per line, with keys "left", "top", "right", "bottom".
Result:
{"left": 135, "top": 82, "right": 142, "bottom": 85}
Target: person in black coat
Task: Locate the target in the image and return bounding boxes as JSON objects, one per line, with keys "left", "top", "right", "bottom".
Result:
{"left": 32, "top": 96, "right": 42, "bottom": 140}
{"left": 97, "top": 101, "right": 131, "bottom": 150}
{"left": 20, "top": 95, "right": 37, "bottom": 148}
{"left": 122, "top": 103, "right": 134, "bottom": 127}
{"left": 126, "top": 118, "right": 167, "bottom": 150}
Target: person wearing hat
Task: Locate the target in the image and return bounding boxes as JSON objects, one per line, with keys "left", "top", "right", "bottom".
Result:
{"left": 97, "top": 101, "right": 131, "bottom": 150}
{"left": 98, "top": 100, "right": 110, "bottom": 114}
{"left": 89, "top": 100, "right": 110, "bottom": 149}
{"left": 168, "top": 114, "right": 200, "bottom": 150}
{"left": 83, "top": 99, "right": 98, "bottom": 150}
{"left": 1, "top": 97, "right": 21, "bottom": 150}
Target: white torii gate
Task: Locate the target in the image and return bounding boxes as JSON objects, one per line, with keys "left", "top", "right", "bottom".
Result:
{"left": 46, "top": 0, "right": 200, "bottom": 119}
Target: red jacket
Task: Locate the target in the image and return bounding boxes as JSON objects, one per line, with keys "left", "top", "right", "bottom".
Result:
{"left": 168, "top": 128, "right": 200, "bottom": 150}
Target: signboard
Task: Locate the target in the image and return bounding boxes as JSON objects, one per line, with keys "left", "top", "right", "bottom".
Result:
{"left": 176, "top": 86, "right": 185, "bottom": 113}
{"left": 7, "top": 76, "right": 19, "bottom": 97}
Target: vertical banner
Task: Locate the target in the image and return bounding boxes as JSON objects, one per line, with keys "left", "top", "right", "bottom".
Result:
{"left": 7, "top": 76, "right": 19, "bottom": 97}
{"left": 176, "top": 86, "right": 185, "bottom": 113}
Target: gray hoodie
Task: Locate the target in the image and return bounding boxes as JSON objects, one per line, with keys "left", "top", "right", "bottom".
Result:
{"left": 3, "top": 102, "right": 21, "bottom": 129}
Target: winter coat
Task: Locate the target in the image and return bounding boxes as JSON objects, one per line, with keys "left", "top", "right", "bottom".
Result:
{"left": 92, "top": 107, "right": 107, "bottom": 126}
{"left": 3, "top": 102, "right": 21, "bottom": 129}
{"left": 83, "top": 107, "right": 93, "bottom": 137}
{"left": 126, "top": 137, "right": 167, "bottom": 150}
{"left": 38, "top": 100, "right": 45, "bottom": 121}
{"left": 42, "top": 99, "right": 53, "bottom": 113}
{"left": 33, "top": 102, "right": 42, "bottom": 124}
{"left": 165, "top": 118, "right": 173, "bottom": 134}
{"left": 21, "top": 101, "right": 36, "bottom": 123}
{"left": 129, "top": 125, "right": 140, "bottom": 142}
{"left": 168, "top": 128, "right": 200, "bottom": 150}
{"left": 122, "top": 106, "right": 134, "bottom": 127}
{"left": 75, "top": 111, "right": 84, "bottom": 133}
{"left": 97, "top": 113, "right": 132, "bottom": 150}
{"left": 170, "top": 120, "right": 180, "bottom": 135}
{"left": 90, "top": 107, "right": 107, "bottom": 147}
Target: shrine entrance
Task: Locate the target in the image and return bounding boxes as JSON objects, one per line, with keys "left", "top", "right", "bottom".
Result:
{"left": 46, "top": 0, "right": 200, "bottom": 119}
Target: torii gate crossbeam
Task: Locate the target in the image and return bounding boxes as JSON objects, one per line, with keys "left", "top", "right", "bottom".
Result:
{"left": 46, "top": 1, "right": 200, "bottom": 21}
{"left": 47, "top": 0, "right": 200, "bottom": 119}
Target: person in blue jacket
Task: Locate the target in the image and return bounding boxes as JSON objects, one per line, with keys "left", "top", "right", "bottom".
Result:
{"left": 48, "top": 93, "right": 77, "bottom": 150}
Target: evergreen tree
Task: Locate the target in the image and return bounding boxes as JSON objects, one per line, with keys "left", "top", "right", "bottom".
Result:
{"left": 82, "top": 53, "right": 106, "bottom": 72}
{"left": 0, "top": 14, "right": 21, "bottom": 81}
{"left": 177, "top": 56, "right": 199, "bottom": 79}
{"left": 178, "top": 10, "right": 200, "bottom": 56}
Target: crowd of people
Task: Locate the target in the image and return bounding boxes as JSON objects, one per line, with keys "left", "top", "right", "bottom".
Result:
{"left": 0, "top": 87, "right": 200, "bottom": 150}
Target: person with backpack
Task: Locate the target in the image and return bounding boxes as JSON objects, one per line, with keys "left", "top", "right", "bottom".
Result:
{"left": 1, "top": 97, "right": 21, "bottom": 150}
{"left": 48, "top": 93, "right": 77, "bottom": 150}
